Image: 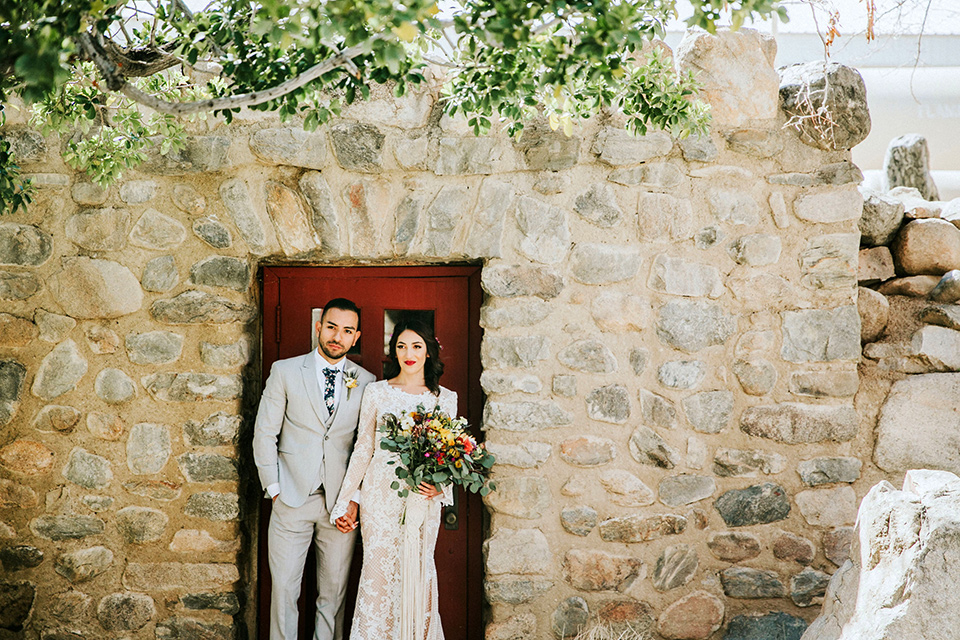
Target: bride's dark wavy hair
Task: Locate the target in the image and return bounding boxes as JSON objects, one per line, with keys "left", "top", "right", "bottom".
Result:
{"left": 384, "top": 318, "right": 444, "bottom": 396}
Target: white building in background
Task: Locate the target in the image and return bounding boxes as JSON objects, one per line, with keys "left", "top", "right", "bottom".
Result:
{"left": 669, "top": 0, "right": 960, "bottom": 199}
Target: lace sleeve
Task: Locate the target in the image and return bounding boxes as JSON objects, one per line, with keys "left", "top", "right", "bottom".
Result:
{"left": 330, "top": 383, "right": 380, "bottom": 522}
{"left": 439, "top": 387, "right": 460, "bottom": 507}
{"left": 443, "top": 387, "right": 459, "bottom": 418}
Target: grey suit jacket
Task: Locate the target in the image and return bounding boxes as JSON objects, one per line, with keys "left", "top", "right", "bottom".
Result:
{"left": 253, "top": 352, "right": 375, "bottom": 510}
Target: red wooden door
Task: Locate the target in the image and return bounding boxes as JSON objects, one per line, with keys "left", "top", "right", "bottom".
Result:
{"left": 258, "top": 266, "right": 485, "bottom": 640}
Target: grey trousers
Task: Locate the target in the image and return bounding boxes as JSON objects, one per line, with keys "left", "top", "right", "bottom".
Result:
{"left": 268, "top": 493, "right": 358, "bottom": 640}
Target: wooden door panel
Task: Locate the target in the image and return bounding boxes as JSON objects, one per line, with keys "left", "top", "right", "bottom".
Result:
{"left": 259, "top": 266, "right": 483, "bottom": 640}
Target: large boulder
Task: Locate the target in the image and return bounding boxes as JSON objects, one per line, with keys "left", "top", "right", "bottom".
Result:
{"left": 858, "top": 189, "right": 905, "bottom": 247}
{"left": 875, "top": 373, "right": 960, "bottom": 473}
{"left": 878, "top": 275, "right": 941, "bottom": 297}
{"left": 858, "top": 247, "right": 895, "bottom": 285}
{"left": 886, "top": 186, "right": 943, "bottom": 220}
{"left": 801, "top": 470, "right": 960, "bottom": 640}
{"left": 911, "top": 325, "right": 960, "bottom": 371}
{"left": 779, "top": 62, "right": 870, "bottom": 151}
{"left": 858, "top": 287, "right": 889, "bottom": 343}
{"left": 675, "top": 28, "right": 779, "bottom": 127}
{"left": 883, "top": 133, "right": 939, "bottom": 201}
{"left": 891, "top": 219, "right": 960, "bottom": 276}
{"left": 930, "top": 270, "right": 960, "bottom": 304}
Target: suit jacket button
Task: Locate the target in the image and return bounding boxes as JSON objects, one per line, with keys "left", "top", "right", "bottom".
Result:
{"left": 324, "top": 436, "right": 329, "bottom": 441}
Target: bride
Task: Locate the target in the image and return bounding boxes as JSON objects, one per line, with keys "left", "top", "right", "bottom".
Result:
{"left": 331, "top": 318, "right": 455, "bottom": 640}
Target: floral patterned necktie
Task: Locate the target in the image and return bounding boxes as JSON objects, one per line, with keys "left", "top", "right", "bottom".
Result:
{"left": 323, "top": 367, "right": 337, "bottom": 413}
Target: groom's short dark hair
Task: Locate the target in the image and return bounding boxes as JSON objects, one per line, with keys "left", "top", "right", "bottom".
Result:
{"left": 321, "top": 298, "right": 360, "bottom": 322}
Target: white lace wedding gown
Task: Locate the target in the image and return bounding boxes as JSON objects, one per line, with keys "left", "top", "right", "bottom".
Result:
{"left": 331, "top": 380, "right": 456, "bottom": 640}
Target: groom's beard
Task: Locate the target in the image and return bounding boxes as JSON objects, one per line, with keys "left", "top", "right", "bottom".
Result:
{"left": 319, "top": 338, "right": 348, "bottom": 360}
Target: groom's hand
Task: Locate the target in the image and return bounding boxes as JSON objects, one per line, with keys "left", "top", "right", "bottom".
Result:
{"left": 335, "top": 501, "right": 359, "bottom": 533}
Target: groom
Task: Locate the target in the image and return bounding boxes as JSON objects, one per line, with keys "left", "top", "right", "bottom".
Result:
{"left": 253, "top": 297, "right": 375, "bottom": 640}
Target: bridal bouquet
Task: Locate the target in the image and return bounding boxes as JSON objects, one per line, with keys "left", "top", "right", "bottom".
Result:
{"left": 379, "top": 404, "right": 496, "bottom": 498}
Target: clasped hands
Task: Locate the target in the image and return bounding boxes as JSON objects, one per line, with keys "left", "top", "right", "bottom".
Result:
{"left": 334, "top": 501, "right": 360, "bottom": 533}
{"left": 334, "top": 482, "right": 442, "bottom": 533}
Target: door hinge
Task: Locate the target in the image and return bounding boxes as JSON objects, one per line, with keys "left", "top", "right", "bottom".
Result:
{"left": 275, "top": 304, "right": 281, "bottom": 343}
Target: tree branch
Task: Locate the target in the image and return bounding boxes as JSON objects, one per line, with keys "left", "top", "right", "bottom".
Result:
{"left": 172, "top": 0, "right": 193, "bottom": 20}
{"left": 168, "top": 0, "right": 226, "bottom": 58}
{"left": 422, "top": 55, "right": 459, "bottom": 68}
{"left": 80, "top": 30, "right": 378, "bottom": 116}
{"left": 441, "top": 27, "right": 458, "bottom": 53}
{"left": 532, "top": 16, "right": 565, "bottom": 36}
{"left": 909, "top": 0, "right": 933, "bottom": 104}
{"left": 78, "top": 32, "right": 126, "bottom": 92}
{"left": 104, "top": 40, "right": 181, "bottom": 77}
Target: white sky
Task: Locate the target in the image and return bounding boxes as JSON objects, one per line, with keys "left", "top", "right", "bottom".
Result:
{"left": 179, "top": 0, "right": 958, "bottom": 35}
{"left": 178, "top": 0, "right": 960, "bottom": 42}
{"left": 688, "top": 0, "right": 960, "bottom": 36}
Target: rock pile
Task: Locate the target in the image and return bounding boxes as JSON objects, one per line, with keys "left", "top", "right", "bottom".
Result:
{"left": 857, "top": 135, "right": 960, "bottom": 370}
{"left": 859, "top": 136, "right": 960, "bottom": 479}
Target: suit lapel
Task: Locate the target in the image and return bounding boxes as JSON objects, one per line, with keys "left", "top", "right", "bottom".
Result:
{"left": 301, "top": 352, "right": 331, "bottom": 427}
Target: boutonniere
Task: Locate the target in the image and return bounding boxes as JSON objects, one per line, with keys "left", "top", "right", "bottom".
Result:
{"left": 344, "top": 370, "right": 359, "bottom": 400}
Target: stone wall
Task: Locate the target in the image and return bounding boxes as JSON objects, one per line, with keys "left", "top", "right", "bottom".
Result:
{"left": 0, "top": 28, "right": 876, "bottom": 640}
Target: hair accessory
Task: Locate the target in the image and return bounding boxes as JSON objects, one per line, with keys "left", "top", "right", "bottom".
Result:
{"left": 436, "top": 338, "right": 443, "bottom": 350}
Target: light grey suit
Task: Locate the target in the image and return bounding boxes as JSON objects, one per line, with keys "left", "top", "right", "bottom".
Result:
{"left": 253, "top": 351, "right": 375, "bottom": 640}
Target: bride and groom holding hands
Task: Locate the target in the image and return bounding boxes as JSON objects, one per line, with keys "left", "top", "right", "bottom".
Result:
{"left": 253, "top": 298, "right": 456, "bottom": 640}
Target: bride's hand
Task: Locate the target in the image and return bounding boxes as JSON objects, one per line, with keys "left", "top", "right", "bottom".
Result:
{"left": 335, "top": 501, "right": 359, "bottom": 532}
{"left": 417, "top": 482, "right": 441, "bottom": 499}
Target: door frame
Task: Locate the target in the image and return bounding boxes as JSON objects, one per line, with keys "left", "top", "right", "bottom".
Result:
{"left": 254, "top": 264, "right": 486, "bottom": 639}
